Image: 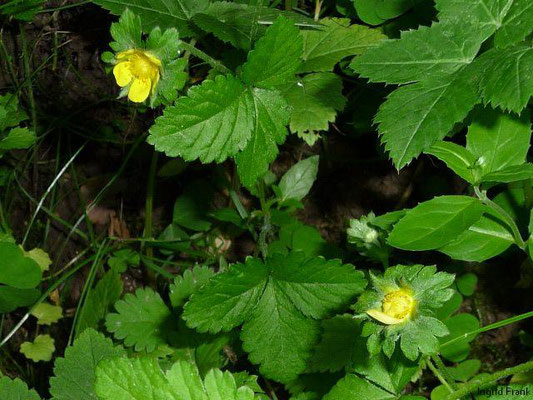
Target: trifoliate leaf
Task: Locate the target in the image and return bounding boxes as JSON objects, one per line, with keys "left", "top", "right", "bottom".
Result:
{"left": 466, "top": 108, "right": 532, "bottom": 175}
{"left": 235, "top": 88, "right": 290, "bottom": 188}
{"left": 92, "top": 0, "right": 207, "bottom": 37}
{"left": 148, "top": 75, "right": 255, "bottom": 163}
{"left": 278, "top": 156, "right": 319, "bottom": 204}
{"left": 30, "top": 302, "right": 62, "bottom": 325}
{"left": 0, "top": 242, "right": 42, "bottom": 289}
{"left": 49, "top": 328, "right": 125, "bottom": 400}
{"left": 351, "top": 22, "right": 489, "bottom": 85}
{"left": 21, "top": 247, "right": 52, "bottom": 272}
{"left": 169, "top": 265, "right": 214, "bottom": 308}
{"left": 0, "top": 376, "right": 40, "bottom": 400}
{"left": 280, "top": 73, "right": 346, "bottom": 137}
{"left": 377, "top": 67, "right": 480, "bottom": 169}
{"left": 0, "top": 127, "right": 36, "bottom": 150}
{"left": 241, "top": 16, "right": 303, "bottom": 89}
{"left": 477, "top": 44, "right": 533, "bottom": 113}
{"left": 493, "top": 0, "right": 533, "bottom": 47}
{"left": 20, "top": 334, "right": 55, "bottom": 362}
{"left": 77, "top": 270, "right": 123, "bottom": 334}
{"left": 299, "top": 18, "right": 385, "bottom": 73}
{"left": 95, "top": 358, "right": 259, "bottom": 400}
{"left": 388, "top": 196, "right": 484, "bottom": 251}
{"left": 183, "top": 252, "right": 366, "bottom": 382}
{"left": 106, "top": 287, "right": 171, "bottom": 352}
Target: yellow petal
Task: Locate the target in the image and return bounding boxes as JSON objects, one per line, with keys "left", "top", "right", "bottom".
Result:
{"left": 113, "top": 62, "right": 133, "bottom": 87}
{"left": 117, "top": 49, "right": 136, "bottom": 60}
{"left": 128, "top": 78, "right": 151, "bottom": 103}
{"left": 151, "top": 71, "right": 160, "bottom": 95}
{"left": 145, "top": 51, "right": 162, "bottom": 67}
{"left": 367, "top": 309, "right": 406, "bottom": 325}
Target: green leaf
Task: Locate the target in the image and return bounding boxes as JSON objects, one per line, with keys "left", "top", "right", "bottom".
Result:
{"left": 92, "top": 0, "right": 208, "bottom": 37}
{"left": 108, "top": 249, "right": 140, "bottom": 272}
{"left": 493, "top": 0, "right": 533, "bottom": 47}
{"left": 438, "top": 208, "right": 514, "bottom": 262}
{"left": 426, "top": 141, "right": 478, "bottom": 184}
{"left": 278, "top": 156, "right": 319, "bottom": 203}
{"left": 183, "top": 252, "right": 366, "bottom": 382}
{"left": 466, "top": 108, "right": 531, "bottom": 175}
{"left": 323, "top": 374, "right": 395, "bottom": 400}
{"left": 0, "top": 376, "right": 40, "bottom": 400}
{"left": 148, "top": 75, "right": 255, "bottom": 163}
{"left": 377, "top": 68, "right": 480, "bottom": 169}
{"left": 388, "top": 196, "right": 484, "bottom": 251}
{"left": 280, "top": 73, "right": 346, "bottom": 137}
{"left": 106, "top": 287, "right": 171, "bottom": 352}
{"left": 0, "top": 286, "right": 40, "bottom": 313}
{"left": 173, "top": 180, "right": 213, "bottom": 231}
{"left": 0, "top": 242, "right": 42, "bottom": 289}
{"left": 350, "top": 22, "right": 489, "bottom": 84}
{"left": 20, "top": 334, "right": 55, "bottom": 362}
{"left": 49, "top": 328, "right": 126, "bottom": 400}
{"left": 241, "top": 16, "right": 303, "bottom": 89}
{"left": 440, "top": 313, "right": 480, "bottom": 362}
{"left": 299, "top": 18, "right": 385, "bottom": 73}
{"left": 0, "top": 93, "right": 27, "bottom": 131}
{"left": 477, "top": 44, "right": 533, "bottom": 113}
{"left": 456, "top": 273, "right": 478, "bottom": 296}
{"left": 77, "top": 270, "right": 123, "bottom": 334}
{"left": 0, "top": 127, "right": 36, "bottom": 150}
{"left": 447, "top": 359, "right": 481, "bottom": 382}
{"left": 22, "top": 247, "right": 52, "bottom": 272}
{"left": 169, "top": 265, "right": 214, "bottom": 308}
{"left": 482, "top": 164, "right": 533, "bottom": 183}
{"left": 108, "top": 8, "right": 143, "bottom": 53}
{"left": 30, "top": 302, "right": 62, "bottom": 325}
{"left": 235, "top": 88, "right": 290, "bottom": 188}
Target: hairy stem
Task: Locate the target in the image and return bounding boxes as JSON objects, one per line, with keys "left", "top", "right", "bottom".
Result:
{"left": 178, "top": 41, "right": 231, "bottom": 74}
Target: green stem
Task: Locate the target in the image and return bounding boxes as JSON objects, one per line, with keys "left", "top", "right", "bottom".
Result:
{"left": 445, "top": 360, "right": 533, "bottom": 400}
{"left": 427, "top": 359, "right": 454, "bottom": 394}
{"left": 178, "top": 41, "right": 231, "bottom": 74}
{"left": 474, "top": 186, "right": 526, "bottom": 249}
{"left": 432, "top": 355, "right": 458, "bottom": 391}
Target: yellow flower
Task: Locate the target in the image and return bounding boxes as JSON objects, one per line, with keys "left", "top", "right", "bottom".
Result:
{"left": 113, "top": 49, "right": 162, "bottom": 103}
{"left": 366, "top": 288, "right": 416, "bottom": 325}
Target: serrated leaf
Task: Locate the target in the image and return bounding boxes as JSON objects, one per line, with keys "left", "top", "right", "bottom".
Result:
{"left": 148, "top": 75, "right": 254, "bottom": 163}
{"left": 377, "top": 68, "right": 480, "bottom": 169}
{"left": 280, "top": 73, "right": 346, "bottom": 136}
{"left": 493, "top": 0, "right": 533, "bottom": 47}
{"left": 49, "top": 328, "right": 125, "bottom": 400}
{"left": 278, "top": 156, "right": 319, "bottom": 203}
{"left": 299, "top": 18, "right": 385, "bottom": 73}
{"left": 466, "top": 108, "right": 531, "bottom": 175}
{"left": 106, "top": 287, "right": 171, "bottom": 352}
{"left": 77, "top": 270, "right": 123, "bottom": 334}
{"left": 20, "top": 334, "right": 55, "bottom": 362}
{"left": 351, "top": 22, "right": 489, "bottom": 84}
{"left": 30, "top": 302, "right": 62, "bottom": 325}
{"left": 388, "top": 196, "right": 484, "bottom": 251}
{"left": 426, "top": 141, "right": 477, "bottom": 184}
{"left": 0, "top": 376, "right": 40, "bottom": 400}
{"left": 92, "top": 0, "right": 207, "bottom": 37}
{"left": 477, "top": 44, "right": 533, "bottom": 113}
{"left": 241, "top": 16, "right": 303, "bottom": 89}
{"left": 170, "top": 265, "right": 214, "bottom": 308}
{"left": 235, "top": 88, "right": 290, "bottom": 188}
{"left": 183, "top": 252, "right": 366, "bottom": 383}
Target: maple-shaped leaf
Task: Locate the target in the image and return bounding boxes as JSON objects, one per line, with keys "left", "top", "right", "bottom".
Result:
{"left": 183, "top": 251, "right": 366, "bottom": 382}
{"left": 0, "top": 376, "right": 40, "bottom": 400}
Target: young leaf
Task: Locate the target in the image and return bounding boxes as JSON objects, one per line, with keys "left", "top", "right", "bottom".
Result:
{"left": 388, "top": 196, "right": 484, "bottom": 251}
{"left": 477, "top": 45, "right": 533, "bottom": 113}
{"left": 92, "top": 0, "right": 208, "bottom": 37}
{"left": 280, "top": 73, "right": 346, "bottom": 137}
{"left": 240, "top": 16, "right": 303, "bottom": 89}
{"left": 106, "top": 287, "right": 171, "bottom": 352}
{"left": 377, "top": 68, "right": 479, "bottom": 169}
{"left": 30, "top": 303, "right": 62, "bottom": 325}
{"left": 466, "top": 108, "right": 531, "bottom": 175}
{"left": 235, "top": 88, "right": 290, "bottom": 188}
{"left": 299, "top": 18, "right": 385, "bottom": 73}
{"left": 169, "top": 265, "right": 214, "bottom": 308}
{"left": 0, "top": 376, "right": 40, "bottom": 400}
{"left": 350, "top": 22, "right": 489, "bottom": 84}
{"left": 148, "top": 75, "right": 255, "bottom": 163}
{"left": 183, "top": 252, "right": 366, "bottom": 382}
{"left": 49, "top": 328, "right": 125, "bottom": 400}
{"left": 278, "top": 156, "right": 320, "bottom": 203}
{"left": 20, "top": 334, "right": 55, "bottom": 362}
{"left": 426, "top": 141, "right": 478, "bottom": 184}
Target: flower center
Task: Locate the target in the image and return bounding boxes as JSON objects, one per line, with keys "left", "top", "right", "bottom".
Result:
{"left": 382, "top": 289, "right": 414, "bottom": 320}
{"left": 129, "top": 52, "right": 160, "bottom": 79}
